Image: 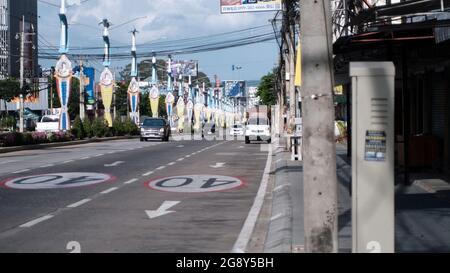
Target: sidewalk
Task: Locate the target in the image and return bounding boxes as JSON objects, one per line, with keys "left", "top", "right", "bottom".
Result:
{"left": 261, "top": 138, "right": 450, "bottom": 253}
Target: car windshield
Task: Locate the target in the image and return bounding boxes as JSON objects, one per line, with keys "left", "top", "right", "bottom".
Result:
{"left": 248, "top": 118, "right": 268, "bottom": 126}
{"left": 42, "top": 117, "right": 59, "bottom": 122}
{"left": 143, "top": 119, "right": 165, "bottom": 127}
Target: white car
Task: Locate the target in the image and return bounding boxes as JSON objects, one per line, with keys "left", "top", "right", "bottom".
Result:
{"left": 36, "top": 115, "right": 60, "bottom": 133}
{"left": 230, "top": 124, "right": 244, "bottom": 136}
{"left": 245, "top": 117, "right": 271, "bottom": 144}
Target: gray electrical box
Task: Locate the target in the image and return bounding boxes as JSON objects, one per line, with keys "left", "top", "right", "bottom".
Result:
{"left": 350, "top": 62, "right": 396, "bottom": 253}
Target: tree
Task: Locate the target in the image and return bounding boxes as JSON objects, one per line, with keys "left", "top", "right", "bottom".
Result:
{"left": 257, "top": 71, "right": 277, "bottom": 106}
{"left": 0, "top": 79, "right": 20, "bottom": 116}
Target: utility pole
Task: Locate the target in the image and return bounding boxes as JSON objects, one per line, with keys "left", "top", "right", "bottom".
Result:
{"left": 79, "top": 59, "right": 85, "bottom": 120}
{"left": 284, "top": 0, "right": 296, "bottom": 131}
{"left": 300, "top": 0, "right": 338, "bottom": 253}
{"left": 19, "top": 16, "right": 25, "bottom": 133}
{"left": 18, "top": 15, "right": 35, "bottom": 133}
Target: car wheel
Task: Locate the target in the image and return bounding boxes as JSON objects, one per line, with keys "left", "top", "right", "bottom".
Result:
{"left": 140, "top": 138, "right": 144, "bottom": 142}
{"left": 245, "top": 136, "right": 250, "bottom": 144}
{"left": 267, "top": 138, "right": 272, "bottom": 144}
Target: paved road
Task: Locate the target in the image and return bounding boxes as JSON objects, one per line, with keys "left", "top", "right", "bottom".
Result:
{"left": 0, "top": 138, "right": 269, "bottom": 253}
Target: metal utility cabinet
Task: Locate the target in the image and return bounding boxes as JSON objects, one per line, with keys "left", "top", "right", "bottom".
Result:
{"left": 350, "top": 62, "right": 396, "bottom": 253}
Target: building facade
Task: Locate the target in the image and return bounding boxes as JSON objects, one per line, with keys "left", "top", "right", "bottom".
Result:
{"left": 0, "top": 0, "right": 38, "bottom": 80}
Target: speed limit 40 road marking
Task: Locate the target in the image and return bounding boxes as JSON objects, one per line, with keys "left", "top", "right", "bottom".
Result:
{"left": 146, "top": 175, "right": 245, "bottom": 193}
{"left": 1, "top": 173, "right": 115, "bottom": 190}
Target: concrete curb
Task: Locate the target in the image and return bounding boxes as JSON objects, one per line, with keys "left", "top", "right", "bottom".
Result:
{"left": 264, "top": 138, "right": 296, "bottom": 253}
{"left": 0, "top": 136, "right": 139, "bottom": 154}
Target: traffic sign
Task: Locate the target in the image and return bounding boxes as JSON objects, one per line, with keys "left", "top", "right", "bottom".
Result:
{"left": 147, "top": 175, "right": 244, "bottom": 193}
{"left": 1, "top": 173, "right": 115, "bottom": 190}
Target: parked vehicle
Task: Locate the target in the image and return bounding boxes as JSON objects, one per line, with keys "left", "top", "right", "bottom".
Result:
{"left": 245, "top": 116, "right": 271, "bottom": 144}
{"left": 36, "top": 115, "right": 60, "bottom": 133}
{"left": 140, "top": 118, "right": 171, "bottom": 142}
{"left": 230, "top": 124, "right": 244, "bottom": 136}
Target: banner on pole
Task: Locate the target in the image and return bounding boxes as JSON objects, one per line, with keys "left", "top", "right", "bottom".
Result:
{"left": 220, "top": 0, "right": 282, "bottom": 14}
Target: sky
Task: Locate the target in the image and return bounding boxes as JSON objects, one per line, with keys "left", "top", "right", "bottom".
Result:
{"left": 38, "top": 0, "right": 280, "bottom": 83}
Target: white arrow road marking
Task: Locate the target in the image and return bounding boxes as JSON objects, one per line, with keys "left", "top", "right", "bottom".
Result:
{"left": 104, "top": 161, "right": 125, "bottom": 167}
{"left": 210, "top": 162, "right": 226, "bottom": 169}
{"left": 146, "top": 201, "right": 180, "bottom": 219}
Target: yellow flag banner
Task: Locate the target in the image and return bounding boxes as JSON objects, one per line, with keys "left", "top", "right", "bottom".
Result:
{"left": 177, "top": 98, "right": 185, "bottom": 132}
{"left": 295, "top": 41, "right": 302, "bottom": 87}
{"left": 101, "top": 85, "right": 113, "bottom": 127}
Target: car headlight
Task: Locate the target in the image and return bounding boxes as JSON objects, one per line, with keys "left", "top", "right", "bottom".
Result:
{"left": 160, "top": 128, "right": 165, "bottom": 133}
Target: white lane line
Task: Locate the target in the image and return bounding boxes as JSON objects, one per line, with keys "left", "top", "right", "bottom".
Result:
{"left": 185, "top": 155, "right": 191, "bottom": 158}
{"left": 156, "top": 166, "right": 166, "bottom": 170}
{"left": 20, "top": 215, "right": 54, "bottom": 228}
{"left": 100, "top": 187, "right": 119, "bottom": 195}
{"left": 95, "top": 154, "right": 105, "bottom": 157}
{"left": 13, "top": 169, "right": 30, "bottom": 174}
{"left": 143, "top": 171, "right": 154, "bottom": 177}
{"left": 167, "top": 162, "right": 176, "bottom": 166}
{"left": 232, "top": 143, "right": 273, "bottom": 253}
{"left": 63, "top": 160, "right": 74, "bottom": 164}
{"left": 80, "top": 157, "right": 91, "bottom": 160}
{"left": 176, "top": 158, "right": 184, "bottom": 162}
{"left": 67, "top": 199, "right": 92, "bottom": 208}
{"left": 40, "top": 164, "right": 55, "bottom": 168}
{"left": 124, "top": 178, "right": 139, "bottom": 184}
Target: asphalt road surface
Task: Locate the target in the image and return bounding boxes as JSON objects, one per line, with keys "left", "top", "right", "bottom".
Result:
{"left": 0, "top": 138, "right": 269, "bottom": 253}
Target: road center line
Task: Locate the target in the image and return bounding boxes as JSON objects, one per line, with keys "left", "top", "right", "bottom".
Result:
{"left": 167, "top": 162, "right": 176, "bottom": 166}
{"left": 40, "top": 164, "right": 54, "bottom": 168}
{"left": 13, "top": 169, "right": 30, "bottom": 174}
{"left": 20, "top": 215, "right": 54, "bottom": 228}
{"left": 100, "top": 187, "right": 119, "bottom": 195}
{"left": 156, "top": 166, "right": 166, "bottom": 170}
{"left": 80, "top": 157, "right": 91, "bottom": 160}
{"left": 124, "top": 178, "right": 139, "bottom": 184}
{"left": 143, "top": 171, "right": 154, "bottom": 177}
{"left": 67, "top": 199, "right": 92, "bottom": 208}
{"left": 63, "top": 160, "right": 74, "bottom": 164}
{"left": 177, "top": 158, "right": 184, "bottom": 162}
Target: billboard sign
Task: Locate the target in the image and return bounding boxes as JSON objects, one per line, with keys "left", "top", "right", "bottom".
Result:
{"left": 169, "top": 60, "right": 198, "bottom": 78}
{"left": 220, "top": 0, "right": 282, "bottom": 14}
{"left": 223, "top": 81, "right": 246, "bottom": 97}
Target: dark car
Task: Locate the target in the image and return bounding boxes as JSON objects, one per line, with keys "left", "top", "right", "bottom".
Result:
{"left": 140, "top": 118, "right": 171, "bottom": 142}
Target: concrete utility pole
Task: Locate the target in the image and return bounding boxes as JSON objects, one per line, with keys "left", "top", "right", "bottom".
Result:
{"left": 79, "top": 60, "right": 85, "bottom": 120}
{"left": 19, "top": 16, "right": 25, "bottom": 133}
{"left": 285, "top": 1, "right": 296, "bottom": 131}
{"left": 300, "top": 0, "right": 339, "bottom": 253}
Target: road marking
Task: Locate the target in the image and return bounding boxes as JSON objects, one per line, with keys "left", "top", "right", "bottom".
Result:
{"left": 80, "top": 157, "right": 91, "bottom": 160}
{"left": 63, "top": 160, "right": 75, "bottom": 164}
{"left": 100, "top": 187, "right": 119, "bottom": 194}
{"left": 4, "top": 173, "right": 113, "bottom": 190}
{"left": 146, "top": 201, "right": 180, "bottom": 219}
{"left": 176, "top": 158, "right": 184, "bottom": 162}
{"left": 185, "top": 155, "right": 191, "bottom": 158}
{"left": 0, "top": 160, "right": 18, "bottom": 165}
{"left": 104, "top": 161, "right": 125, "bottom": 167}
{"left": 232, "top": 142, "right": 273, "bottom": 253}
{"left": 210, "top": 162, "right": 226, "bottom": 169}
{"left": 177, "top": 145, "right": 185, "bottom": 148}
{"left": 147, "top": 175, "right": 243, "bottom": 193}
{"left": 20, "top": 215, "right": 54, "bottom": 228}
{"left": 156, "top": 166, "right": 166, "bottom": 170}
{"left": 13, "top": 169, "right": 30, "bottom": 174}
{"left": 40, "top": 164, "right": 55, "bottom": 168}
{"left": 124, "top": 178, "right": 139, "bottom": 184}
{"left": 167, "top": 162, "right": 176, "bottom": 166}
{"left": 143, "top": 171, "right": 154, "bottom": 177}
{"left": 67, "top": 199, "right": 92, "bottom": 208}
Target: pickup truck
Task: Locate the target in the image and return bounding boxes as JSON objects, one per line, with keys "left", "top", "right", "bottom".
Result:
{"left": 36, "top": 115, "right": 60, "bottom": 133}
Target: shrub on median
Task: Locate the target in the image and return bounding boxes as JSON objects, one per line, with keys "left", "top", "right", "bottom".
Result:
{"left": 71, "top": 116, "right": 86, "bottom": 140}
{"left": 91, "top": 118, "right": 109, "bottom": 138}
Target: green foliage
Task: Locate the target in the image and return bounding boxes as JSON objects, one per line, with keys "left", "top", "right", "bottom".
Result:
{"left": 91, "top": 118, "right": 109, "bottom": 138}
{"left": 113, "top": 117, "right": 139, "bottom": 136}
{"left": 139, "top": 93, "right": 151, "bottom": 117}
{"left": 0, "top": 116, "right": 16, "bottom": 131}
{"left": 112, "top": 117, "right": 126, "bottom": 136}
{"left": 82, "top": 117, "right": 93, "bottom": 138}
{"left": 257, "top": 72, "right": 277, "bottom": 106}
{"left": 71, "top": 116, "right": 86, "bottom": 140}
